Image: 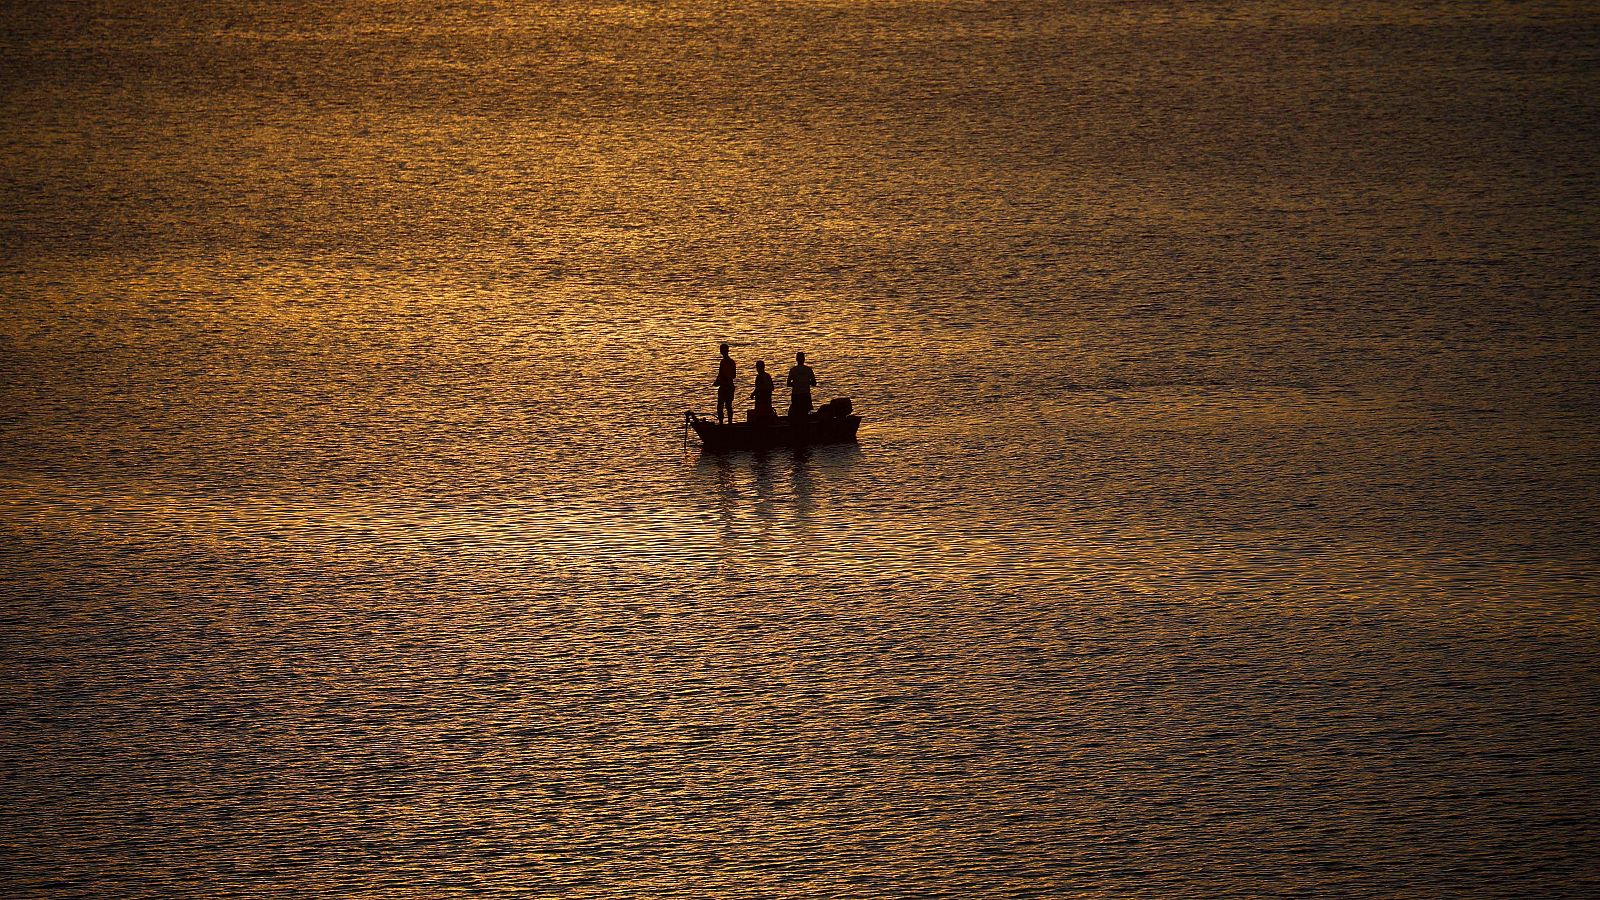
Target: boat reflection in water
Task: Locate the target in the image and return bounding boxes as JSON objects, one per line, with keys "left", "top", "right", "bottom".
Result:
{"left": 692, "top": 440, "right": 864, "bottom": 547}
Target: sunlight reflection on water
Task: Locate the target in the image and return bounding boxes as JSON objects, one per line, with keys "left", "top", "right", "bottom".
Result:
{"left": 2, "top": 0, "right": 1599, "bottom": 895}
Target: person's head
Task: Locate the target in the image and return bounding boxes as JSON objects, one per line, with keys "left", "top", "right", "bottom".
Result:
{"left": 755, "top": 360, "right": 766, "bottom": 372}
{"left": 796, "top": 351, "right": 806, "bottom": 365}
{"left": 720, "top": 342, "right": 729, "bottom": 357}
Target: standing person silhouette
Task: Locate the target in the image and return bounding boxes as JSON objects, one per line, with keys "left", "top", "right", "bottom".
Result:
{"left": 786, "top": 351, "right": 816, "bottom": 418}
{"left": 713, "top": 343, "right": 737, "bottom": 424}
{"left": 752, "top": 360, "right": 775, "bottom": 422}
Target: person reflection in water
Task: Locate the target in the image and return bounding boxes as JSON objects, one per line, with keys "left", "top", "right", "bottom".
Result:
{"left": 752, "top": 360, "right": 776, "bottom": 423}
{"left": 713, "top": 342, "right": 737, "bottom": 424}
{"left": 786, "top": 351, "right": 817, "bottom": 418}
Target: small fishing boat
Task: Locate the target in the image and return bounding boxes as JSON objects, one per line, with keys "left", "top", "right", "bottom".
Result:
{"left": 685, "top": 398, "right": 861, "bottom": 451}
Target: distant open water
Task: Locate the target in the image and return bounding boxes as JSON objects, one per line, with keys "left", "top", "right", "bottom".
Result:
{"left": 2, "top": 1, "right": 1598, "bottom": 896}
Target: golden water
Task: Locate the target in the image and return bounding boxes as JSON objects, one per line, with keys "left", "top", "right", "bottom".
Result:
{"left": 2, "top": 1, "right": 1597, "bottom": 895}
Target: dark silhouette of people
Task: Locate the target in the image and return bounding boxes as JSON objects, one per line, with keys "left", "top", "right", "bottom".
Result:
{"left": 786, "top": 351, "right": 816, "bottom": 418}
{"left": 713, "top": 343, "right": 736, "bottom": 423}
{"left": 752, "top": 360, "right": 775, "bottom": 422}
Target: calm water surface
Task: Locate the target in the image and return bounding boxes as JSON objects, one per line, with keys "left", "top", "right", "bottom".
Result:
{"left": 2, "top": 1, "right": 1598, "bottom": 895}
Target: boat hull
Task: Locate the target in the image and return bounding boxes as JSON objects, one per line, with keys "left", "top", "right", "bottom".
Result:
{"left": 690, "top": 414, "right": 861, "bottom": 451}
